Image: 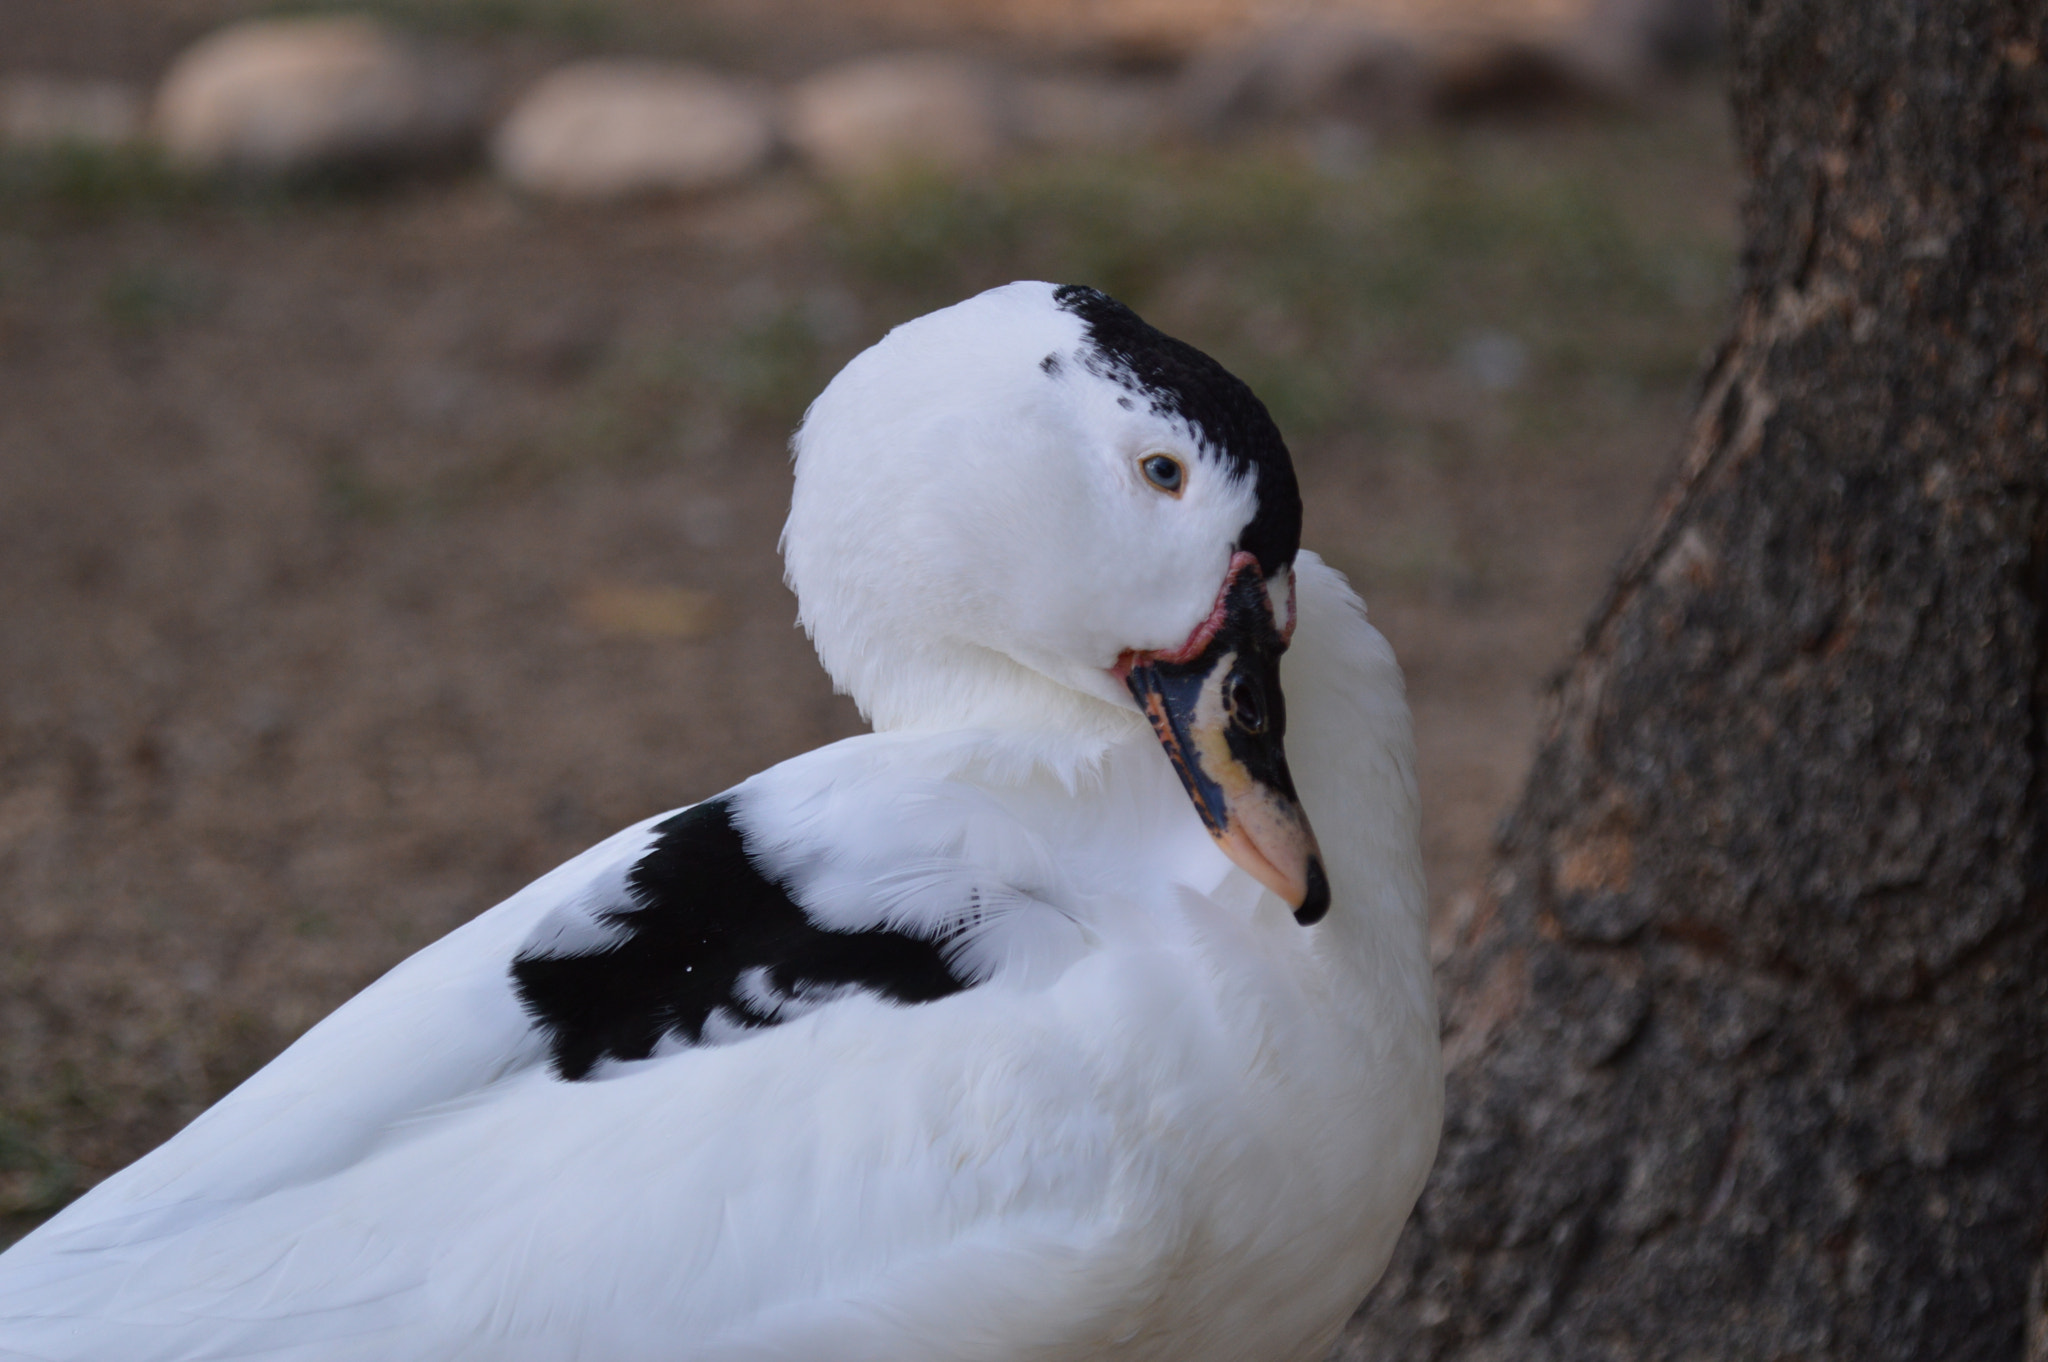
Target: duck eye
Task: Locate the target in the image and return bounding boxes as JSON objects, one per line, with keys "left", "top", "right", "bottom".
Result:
{"left": 1140, "top": 454, "right": 1185, "bottom": 494}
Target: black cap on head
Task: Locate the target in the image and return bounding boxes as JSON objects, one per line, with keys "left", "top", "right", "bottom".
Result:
{"left": 1053, "top": 285, "right": 1302, "bottom": 579}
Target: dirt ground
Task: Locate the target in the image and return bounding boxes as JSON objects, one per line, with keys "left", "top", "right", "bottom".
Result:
{"left": 0, "top": 10, "right": 1738, "bottom": 1227}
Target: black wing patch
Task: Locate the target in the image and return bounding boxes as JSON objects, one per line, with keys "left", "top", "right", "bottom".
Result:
{"left": 511, "top": 797, "right": 970, "bottom": 1080}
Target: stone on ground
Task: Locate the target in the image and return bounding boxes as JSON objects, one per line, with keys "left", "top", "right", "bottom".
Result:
{"left": 153, "top": 17, "right": 483, "bottom": 175}
{"left": 1012, "top": 74, "right": 1171, "bottom": 151}
{"left": 786, "top": 52, "right": 1006, "bottom": 180}
{"left": 1179, "top": 21, "right": 1435, "bottom": 132}
{"left": 493, "top": 61, "right": 777, "bottom": 200}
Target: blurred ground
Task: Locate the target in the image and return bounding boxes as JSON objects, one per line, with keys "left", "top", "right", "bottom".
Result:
{"left": 0, "top": 0, "right": 1608, "bottom": 71}
{"left": 0, "top": 13, "right": 1737, "bottom": 1231}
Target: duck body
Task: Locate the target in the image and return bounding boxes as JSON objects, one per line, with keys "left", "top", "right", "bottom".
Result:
{"left": 0, "top": 283, "right": 1440, "bottom": 1360}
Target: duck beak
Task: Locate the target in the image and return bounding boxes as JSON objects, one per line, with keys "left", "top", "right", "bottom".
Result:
{"left": 1119, "top": 557, "right": 1331, "bottom": 926}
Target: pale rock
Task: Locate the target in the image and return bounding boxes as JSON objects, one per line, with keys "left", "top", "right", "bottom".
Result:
{"left": 786, "top": 53, "right": 1007, "bottom": 180}
{"left": 493, "top": 61, "right": 776, "bottom": 200}
{"left": 1565, "top": 0, "right": 1727, "bottom": 92}
{"left": 1013, "top": 74, "right": 1171, "bottom": 152}
{"left": 0, "top": 76, "right": 144, "bottom": 149}
{"left": 1179, "top": 21, "right": 1435, "bottom": 133}
{"left": 154, "top": 17, "right": 482, "bottom": 174}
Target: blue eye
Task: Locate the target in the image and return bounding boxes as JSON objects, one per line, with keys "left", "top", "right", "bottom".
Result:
{"left": 1140, "top": 454, "right": 1185, "bottom": 494}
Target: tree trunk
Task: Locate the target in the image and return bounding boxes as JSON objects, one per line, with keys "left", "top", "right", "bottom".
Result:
{"left": 1341, "top": 3, "right": 2048, "bottom": 1359}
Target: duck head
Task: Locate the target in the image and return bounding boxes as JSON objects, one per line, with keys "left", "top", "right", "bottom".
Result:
{"left": 783, "top": 281, "right": 1328, "bottom": 925}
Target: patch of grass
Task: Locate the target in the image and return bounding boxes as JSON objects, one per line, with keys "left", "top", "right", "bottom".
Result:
{"left": 540, "top": 300, "right": 839, "bottom": 473}
{"left": 257, "top": 0, "right": 615, "bottom": 41}
{"left": 0, "top": 1119, "right": 77, "bottom": 1222}
{"left": 711, "top": 303, "right": 833, "bottom": 428}
{"left": 99, "top": 261, "right": 218, "bottom": 330}
{"left": 301, "top": 298, "right": 837, "bottom": 520}
{"left": 0, "top": 144, "right": 203, "bottom": 223}
{"left": 319, "top": 452, "right": 409, "bottom": 523}
{"left": 0, "top": 141, "right": 419, "bottom": 228}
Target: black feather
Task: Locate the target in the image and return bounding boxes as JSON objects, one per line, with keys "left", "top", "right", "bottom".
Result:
{"left": 1054, "top": 284, "right": 1302, "bottom": 578}
{"left": 511, "top": 797, "right": 969, "bottom": 1080}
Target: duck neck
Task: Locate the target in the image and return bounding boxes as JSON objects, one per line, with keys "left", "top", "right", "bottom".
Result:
{"left": 860, "top": 640, "right": 1148, "bottom": 783}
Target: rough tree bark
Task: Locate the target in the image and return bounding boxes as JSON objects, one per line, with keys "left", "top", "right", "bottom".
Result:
{"left": 1340, "top": 2, "right": 2048, "bottom": 1359}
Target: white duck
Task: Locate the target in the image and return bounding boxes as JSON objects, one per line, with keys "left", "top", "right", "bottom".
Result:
{"left": 0, "top": 281, "right": 1440, "bottom": 1362}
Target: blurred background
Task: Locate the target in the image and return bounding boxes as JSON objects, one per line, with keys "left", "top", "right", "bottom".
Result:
{"left": 0, "top": 0, "right": 1734, "bottom": 1235}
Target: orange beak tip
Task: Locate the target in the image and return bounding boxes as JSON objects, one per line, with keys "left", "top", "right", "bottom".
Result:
{"left": 1217, "top": 824, "right": 1329, "bottom": 925}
